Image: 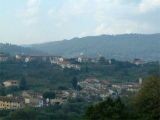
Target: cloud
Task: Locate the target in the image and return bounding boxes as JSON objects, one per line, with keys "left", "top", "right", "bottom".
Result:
{"left": 47, "top": 0, "right": 158, "bottom": 37}
{"left": 48, "top": 0, "right": 91, "bottom": 23}
{"left": 27, "top": 0, "right": 40, "bottom": 7}
{"left": 21, "top": 0, "right": 41, "bottom": 25}
{"left": 9, "top": 0, "right": 159, "bottom": 44}
{"left": 139, "top": 0, "right": 160, "bottom": 13}
{"left": 95, "top": 21, "right": 152, "bottom": 35}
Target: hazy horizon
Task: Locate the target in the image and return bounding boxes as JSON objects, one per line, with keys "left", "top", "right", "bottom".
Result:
{"left": 1, "top": 33, "right": 160, "bottom": 46}
{"left": 1, "top": 0, "right": 160, "bottom": 44}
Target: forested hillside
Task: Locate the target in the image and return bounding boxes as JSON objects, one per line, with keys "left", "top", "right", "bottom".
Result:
{"left": 0, "top": 43, "right": 45, "bottom": 55}
{"left": 30, "top": 34, "right": 160, "bottom": 60}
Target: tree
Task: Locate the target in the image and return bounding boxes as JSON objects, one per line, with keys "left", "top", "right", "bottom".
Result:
{"left": 71, "top": 77, "right": 78, "bottom": 90}
{"left": 43, "top": 91, "right": 55, "bottom": 99}
{"left": 98, "top": 56, "right": 106, "bottom": 64}
{"left": 134, "top": 76, "right": 160, "bottom": 120}
{"left": 6, "top": 86, "right": 19, "bottom": 94}
{"left": 76, "top": 85, "right": 82, "bottom": 91}
{"left": 19, "top": 77, "right": 28, "bottom": 90}
{"left": 9, "top": 108, "right": 38, "bottom": 120}
{"left": 85, "top": 97, "right": 127, "bottom": 120}
{"left": 0, "top": 87, "right": 6, "bottom": 96}
{"left": 58, "top": 86, "right": 69, "bottom": 90}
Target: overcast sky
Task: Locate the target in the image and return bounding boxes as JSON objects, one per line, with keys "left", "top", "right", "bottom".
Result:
{"left": 0, "top": 0, "right": 160, "bottom": 44}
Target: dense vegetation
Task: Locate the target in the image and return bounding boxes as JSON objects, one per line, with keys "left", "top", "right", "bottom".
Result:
{"left": 0, "top": 76, "right": 159, "bottom": 120}
{"left": 0, "top": 58, "right": 159, "bottom": 119}
{"left": 0, "top": 43, "right": 44, "bottom": 56}
{"left": 0, "top": 59, "right": 158, "bottom": 92}
{"left": 0, "top": 98, "right": 90, "bottom": 120}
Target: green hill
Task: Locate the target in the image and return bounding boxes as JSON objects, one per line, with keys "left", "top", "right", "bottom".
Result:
{"left": 0, "top": 43, "right": 45, "bottom": 55}
{"left": 30, "top": 34, "right": 160, "bottom": 60}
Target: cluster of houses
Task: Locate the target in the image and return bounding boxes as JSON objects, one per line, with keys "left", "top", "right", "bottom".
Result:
{"left": 0, "top": 52, "right": 8, "bottom": 62}
{"left": 0, "top": 77, "right": 143, "bottom": 110}
{"left": 0, "top": 90, "right": 78, "bottom": 110}
{"left": 0, "top": 53, "right": 145, "bottom": 109}
{"left": 0, "top": 96, "right": 24, "bottom": 109}
{"left": 132, "top": 58, "right": 145, "bottom": 66}
{"left": 0, "top": 91, "right": 44, "bottom": 110}
{"left": 2, "top": 80, "right": 19, "bottom": 88}
{"left": 0, "top": 53, "right": 81, "bottom": 70}
{"left": 0, "top": 80, "right": 78, "bottom": 110}
{"left": 50, "top": 57, "right": 81, "bottom": 70}
{"left": 78, "top": 78, "right": 142, "bottom": 100}
{"left": 16, "top": 54, "right": 81, "bottom": 70}
{"left": 50, "top": 90, "right": 77, "bottom": 105}
{"left": 0, "top": 52, "right": 147, "bottom": 67}
{"left": 111, "top": 78, "right": 143, "bottom": 94}
{"left": 78, "top": 78, "right": 111, "bottom": 100}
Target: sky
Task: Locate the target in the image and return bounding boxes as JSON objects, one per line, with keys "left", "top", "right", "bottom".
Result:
{"left": 0, "top": 0, "right": 160, "bottom": 45}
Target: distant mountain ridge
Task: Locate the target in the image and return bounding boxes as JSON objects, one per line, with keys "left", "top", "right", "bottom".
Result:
{"left": 30, "top": 33, "right": 160, "bottom": 60}
{"left": 1, "top": 34, "right": 160, "bottom": 60}
{"left": 0, "top": 43, "right": 45, "bottom": 56}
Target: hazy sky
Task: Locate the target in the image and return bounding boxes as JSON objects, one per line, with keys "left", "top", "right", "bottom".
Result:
{"left": 0, "top": 0, "right": 160, "bottom": 44}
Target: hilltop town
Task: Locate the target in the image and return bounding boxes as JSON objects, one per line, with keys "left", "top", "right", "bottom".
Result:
{"left": 0, "top": 52, "right": 156, "bottom": 110}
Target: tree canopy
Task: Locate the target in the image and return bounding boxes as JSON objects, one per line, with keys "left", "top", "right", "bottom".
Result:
{"left": 134, "top": 76, "right": 160, "bottom": 120}
{"left": 85, "top": 97, "right": 127, "bottom": 120}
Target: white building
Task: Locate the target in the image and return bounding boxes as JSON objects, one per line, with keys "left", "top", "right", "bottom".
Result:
{"left": 3, "top": 80, "right": 19, "bottom": 87}
{"left": 0, "top": 53, "right": 8, "bottom": 62}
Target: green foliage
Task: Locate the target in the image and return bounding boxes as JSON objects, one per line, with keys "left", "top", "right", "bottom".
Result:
{"left": 71, "top": 77, "right": 78, "bottom": 90}
{"left": 0, "top": 60, "right": 159, "bottom": 120}
{"left": 0, "top": 110, "right": 11, "bottom": 118}
{"left": 85, "top": 97, "right": 127, "bottom": 120}
{"left": 98, "top": 57, "right": 106, "bottom": 64}
{"left": 0, "top": 86, "right": 19, "bottom": 96}
{"left": 0, "top": 99, "right": 89, "bottom": 120}
{"left": 0, "top": 43, "right": 44, "bottom": 56}
{"left": 6, "top": 86, "right": 19, "bottom": 93}
{"left": 8, "top": 108, "right": 38, "bottom": 120}
{"left": 19, "top": 77, "right": 28, "bottom": 90}
{"left": 85, "top": 76, "right": 160, "bottom": 120}
{"left": 0, "top": 87, "right": 6, "bottom": 96}
{"left": 57, "top": 86, "right": 69, "bottom": 90}
{"left": 0, "top": 59, "right": 158, "bottom": 91}
{"left": 31, "top": 34, "right": 160, "bottom": 60}
{"left": 43, "top": 91, "right": 55, "bottom": 99}
{"left": 134, "top": 76, "right": 160, "bottom": 120}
